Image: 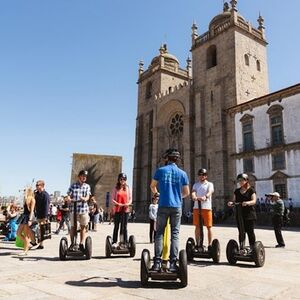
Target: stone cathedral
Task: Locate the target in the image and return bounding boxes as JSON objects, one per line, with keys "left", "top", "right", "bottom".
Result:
{"left": 133, "top": 1, "right": 300, "bottom": 217}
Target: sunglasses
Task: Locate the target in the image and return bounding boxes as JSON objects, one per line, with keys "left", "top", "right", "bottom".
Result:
{"left": 120, "top": 178, "right": 126, "bottom": 181}
{"left": 198, "top": 174, "right": 207, "bottom": 176}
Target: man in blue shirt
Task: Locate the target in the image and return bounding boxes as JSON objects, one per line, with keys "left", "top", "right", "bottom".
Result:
{"left": 150, "top": 149, "right": 190, "bottom": 272}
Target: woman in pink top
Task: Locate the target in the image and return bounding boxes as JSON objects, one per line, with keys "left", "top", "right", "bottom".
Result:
{"left": 111, "top": 173, "right": 132, "bottom": 247}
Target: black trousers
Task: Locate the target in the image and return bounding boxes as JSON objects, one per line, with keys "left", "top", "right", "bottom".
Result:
{"left": 237, "top": 218, "right": 256, "bottom": 248}
{"left": 113, "top": 212, "right": 129, "bottom": 244}
{"left": 149, "top": 219, "right": 156, "bottom": 243}
{"left": 272, "top": 215, "right": 285, "bottom": 246}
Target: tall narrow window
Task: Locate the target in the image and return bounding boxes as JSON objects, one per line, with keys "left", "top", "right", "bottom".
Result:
{"left": 271, "top": 171, "right": 288, "bottom": 199}
{"left": 272, "top": 152, "right": 285, "bottom": 170}
{"left": 240, "top": 114, "right": 254, "bottom": 152}
{"left": 244, "top": 54, "right": 250, "bottom": 66}
{"left": 145, "top": 81, "right": 152, "bottom": 99}
{"left": 243, "top": 158, "right": 254, "bottom": 173}
{"left": 267, "top": 105, "right": 284, "bottom": 146}
{"left": 207, "top": 45, "right": 217, "bottom": 69}
{"left": 274, "top": 184, "right": 286, "bottom": 199}
{"left": 256, "top": 60, "right": 261, "bottom": 71}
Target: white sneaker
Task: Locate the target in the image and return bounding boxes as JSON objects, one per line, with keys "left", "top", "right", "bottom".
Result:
{"left": 112, "top": 243, "right": 118, "bottom": 248}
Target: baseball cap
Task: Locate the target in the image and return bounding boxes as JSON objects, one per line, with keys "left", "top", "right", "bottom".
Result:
{"left": 266, "top": 192, "right": 280, "bottom": 197}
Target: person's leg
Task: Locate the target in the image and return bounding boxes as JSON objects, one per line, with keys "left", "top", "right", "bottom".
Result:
{"left": 123, "top": 213, "right": 129, "bottom": 243}
{"left": 154, "top": 207, "right": 168, "bottom": 263}
{"left": 203, "top": 209, "right": 213, "bottom": 246}
{"left": 273, "top": 215, "right": 285, "bottom": 246}
{"left": 169, "top": 207, "right": 182, "bottom": 262}
{"left": 244, "top": 219, "right": 256, "bottom": 248}
{"left": 79, "top": 213, "right": 89, "bottom": 246}
{"left": 17, "top": 224, "right": 25, "bottom": 242}
{"left": 112, "top": 213, "right": 121, "bottom": 244}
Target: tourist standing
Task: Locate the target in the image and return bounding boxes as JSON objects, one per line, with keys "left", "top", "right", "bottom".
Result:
{"left": 149, "top": 195, "right": 158, "bottom": 243}
{"left": 35, "top": 180, "right": 50, "bottom": 249}
{"left": 150, "top": 148, "right": 190, "bottom": 272}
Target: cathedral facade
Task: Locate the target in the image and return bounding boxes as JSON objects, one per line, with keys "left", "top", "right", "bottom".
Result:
{"left": 133, "top": 1, "right": 300, "bottom": 217}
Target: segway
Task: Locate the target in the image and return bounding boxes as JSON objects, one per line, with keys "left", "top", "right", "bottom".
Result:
{"left": 105, "top": 210, "right": 136, "bottom": 257}
{"left": 59, "top": 200, "right": 92, "bottom": 260}
{"left": 186, "top": 202, "right": 220, "bottom": 263}
{"left": 226, "top": 202, "right": 265, "bottom": 267}
{"left": 140, "top": 218, "right": 188, "bottom": 288}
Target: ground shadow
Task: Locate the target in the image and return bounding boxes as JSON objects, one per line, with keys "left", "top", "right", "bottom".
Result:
{"left": 65, "top": 276, "right": 184, "bottom": 290}
{"left": 0, "top": 246, "right": 21, "bottom": 251}
{"left": 93, "top": 255, "right": 132, "bottom": 260}
{"left": 12, "top": 255, "right": 60, "bottom": 262}
{"left": 187, "top": 260, "right": 229, "bottom": 268}
{"left": 65, "top": 276, "right": 140, "bottom": 289}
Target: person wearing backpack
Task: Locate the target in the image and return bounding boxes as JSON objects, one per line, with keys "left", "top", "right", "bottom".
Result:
{"left": 268, "top": 192, "right": 285, "bottom": 248}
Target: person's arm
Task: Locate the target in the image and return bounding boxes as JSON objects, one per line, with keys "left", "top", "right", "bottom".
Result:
{"left": 228, "top": 194, "right": 236, "bottom": 207}
{"left": 242, "top": 192, "right": 257, "bottom": 207}
{"left": 182, "top": 185, "right": 190, "bottom": 198}
{"left": 80, "top": 186, "right": 91, "bottom": 202}
{"left": 45, "top": 193, "right": 50, "bottom": 218}
{"left": 111, "top": 188, "right": 120, "bottom": 206}
{"left": 28, "top": 199, "right": 36, "bottom": 225}
{"left": 205, "top": 183, "right": 214, "bottom": 199}
{"left": 191, "top": 189, "right": 197, "bottom": 201}
{"left": 126, "top": 186, "right": 132, "bottom": 205}
{"left": 150, "top": 179, "right": 159, "bottom": 196}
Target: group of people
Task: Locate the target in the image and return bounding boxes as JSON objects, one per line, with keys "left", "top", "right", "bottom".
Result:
{"left": 147, "top": 148, "right": 287, "bottom": 272}
{"left": 11, "top": 147, "right": 287, "bottom": 262}
{"left": 17, "top": 180, "right": 50, "bottom": 255}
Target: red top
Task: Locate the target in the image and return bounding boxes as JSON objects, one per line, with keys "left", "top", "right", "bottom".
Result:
{"left": 112, "top": 186, "right": 131, "bottom": 213}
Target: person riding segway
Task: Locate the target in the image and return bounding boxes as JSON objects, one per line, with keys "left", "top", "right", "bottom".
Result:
{"left": 59, "top": 170, "right": 92, "bottom": 260}
{"left": 226, "top": 173, "right": 265, "bottom": 267}
{"left": 140, "top": 148, "right": 190, "bottom": 287}
{"left": 186, "top": 168, "right": 220, "bottom": 263}
{"left": 105, "top": 173, "right": 136, "bottom": 257}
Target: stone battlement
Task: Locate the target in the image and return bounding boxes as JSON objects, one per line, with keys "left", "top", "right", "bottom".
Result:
{"left": 154, "top": 81, "right": 190, "bottom": 100}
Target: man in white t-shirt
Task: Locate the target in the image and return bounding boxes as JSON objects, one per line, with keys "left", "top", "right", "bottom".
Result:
{"left": 191, "top": 168, "right": 214, "bottom": 248}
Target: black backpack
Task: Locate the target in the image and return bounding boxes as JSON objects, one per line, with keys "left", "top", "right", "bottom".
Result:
{"left": 283, "top": 206, "right": 290, "bottom": 225}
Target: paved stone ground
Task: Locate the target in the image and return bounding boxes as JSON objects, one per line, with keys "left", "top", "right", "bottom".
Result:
{"left": 0, "top": 222, "right": 300, "bottom": 300}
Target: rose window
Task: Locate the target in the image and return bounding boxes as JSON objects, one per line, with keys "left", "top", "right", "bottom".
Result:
{"left": 169, "top": 113, "right": 183, "bottom": 136}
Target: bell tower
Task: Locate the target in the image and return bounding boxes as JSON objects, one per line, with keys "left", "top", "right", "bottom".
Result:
{"left": 190, "top": 1, "right": 269, "bottom": 206}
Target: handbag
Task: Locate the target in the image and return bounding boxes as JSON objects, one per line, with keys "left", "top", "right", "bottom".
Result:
{"left": 40, "top": 221, "right": 51, "bottom": 241}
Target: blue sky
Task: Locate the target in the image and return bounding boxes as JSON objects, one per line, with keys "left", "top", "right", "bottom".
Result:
{"left": 1, "top": 0, "right": 299, "bottom": 198}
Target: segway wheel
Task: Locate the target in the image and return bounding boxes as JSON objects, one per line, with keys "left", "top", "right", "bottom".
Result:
{"left": 226, "top": 239, "right": 238, "bottom": 265}
{"left": 128, "top": 235, "right": 136, "bottom": 257}
{"left": 85, "top": 236, "right": 92, "bottom": 260}
{"left": 105, "top": 236, "right": 112, "bottom": 257}
{"left": 186, "top": 237, "right": 195, "bottom": 262}
{"left": 140, "top": 249, "right": 150, "bottom": 286}
{"left": 59, "top": 237, "right": 68, "bottom": 261}
{"left": 179, "top": 249, "right": 188, "bottom": 288}
{"left": 252, "top": 241, "right": 265, "bottom": 267}
{"left": 211, "top": 239, "right": 220, "bottom": 263}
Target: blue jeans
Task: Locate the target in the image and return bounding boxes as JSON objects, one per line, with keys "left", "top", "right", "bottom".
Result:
{"left": 154, "top": 207, "right": 182, "bottom": 262}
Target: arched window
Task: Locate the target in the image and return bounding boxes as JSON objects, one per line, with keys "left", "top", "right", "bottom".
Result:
{"left": 256, "top": 60, "right": 261, "bottom": 71}
{"left": 267, "top": 105, "right": 284, "bottom": 146}
{"left": 145, "top": 81, "right": 152, "bottom": 99}
{"left": 244, "top": 54, "right": 250, "bottom": 66}
{"left": 207, "top": 45, "right": 217, "bottom": 69}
